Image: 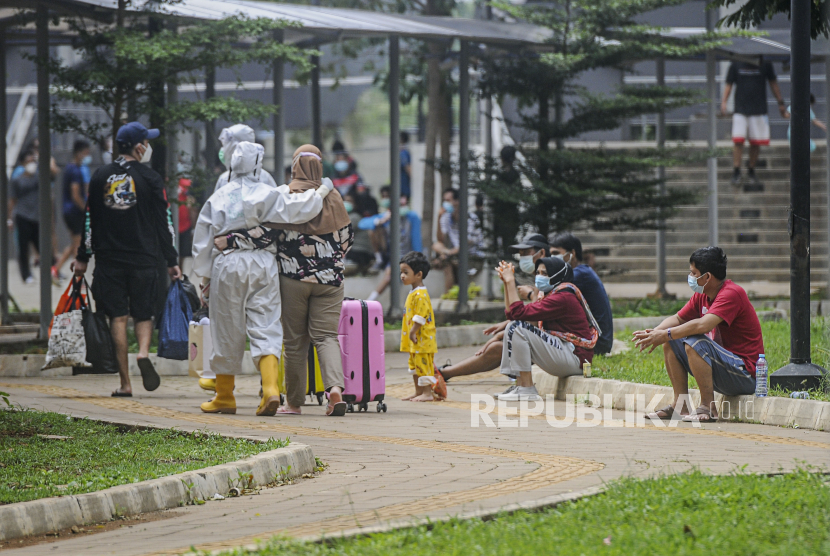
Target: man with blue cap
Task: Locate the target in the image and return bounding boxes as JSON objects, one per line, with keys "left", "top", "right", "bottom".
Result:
{"left": 73, "top": 122, "right": 181, "bottom": 397}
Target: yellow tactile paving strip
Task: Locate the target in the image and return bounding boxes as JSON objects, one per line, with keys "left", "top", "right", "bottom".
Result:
{"left": 1, "top": 382, "right": 603, "bottom": 555}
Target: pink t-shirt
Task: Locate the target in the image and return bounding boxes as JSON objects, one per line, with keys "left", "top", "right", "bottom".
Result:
{"left": 677, "top": 279, "right": 764, "bottom": 375}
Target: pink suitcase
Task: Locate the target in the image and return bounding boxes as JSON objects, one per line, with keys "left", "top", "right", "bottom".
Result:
{"left": 338, "top": 298, "right": 387, "bottom": 413}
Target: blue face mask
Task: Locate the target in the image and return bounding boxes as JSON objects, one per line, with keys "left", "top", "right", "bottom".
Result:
{"left": 688, "top": 273, "right": 707, "bottom": 295}
{"left": 519, "top": 256, "right": 536, "bottom": 274}
{"left": 380, "top": 198, "right": 391, "bottom": 210}
{"left": 343, "top": 201, "right": 354, "bottom": 213}
{"left": 81, "top": 155, "right": 93, "bottom": 166}
{"left": 334, "top": 160, "right": 349, "bottom": 173}
{"left": 442, "top": 201, "right": 454, "bottom": 214}
{"left": 535, "top": 274, "right": 554, "bottom": 293}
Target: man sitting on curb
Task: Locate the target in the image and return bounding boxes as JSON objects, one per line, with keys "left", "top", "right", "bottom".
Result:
{"left": 633, "top": 247, "right": 762, "bottom": 422}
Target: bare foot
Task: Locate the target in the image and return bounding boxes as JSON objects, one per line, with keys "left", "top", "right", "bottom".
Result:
{"left": 401, "top": 392, "right": 418, "bottom": 401}
{"left": 412, "top": 392, "right": 436, "bottom": 402}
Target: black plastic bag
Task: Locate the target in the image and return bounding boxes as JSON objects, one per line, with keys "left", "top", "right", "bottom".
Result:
{"left": 72, "top": 279, "right": 118, "bottom": 375}
{"left": 180, "top": 275, "right": 201, "bottom": 314}
{"left": 157, "top": 280, "right": 192, "bottom": 360}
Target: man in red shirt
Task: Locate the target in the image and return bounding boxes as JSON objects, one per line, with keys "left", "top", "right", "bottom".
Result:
{"left": 496, "top": 257, "right": 596, "bottom": 401}
{"left": 633, "top": 247, "right": 762, "bottom": 422}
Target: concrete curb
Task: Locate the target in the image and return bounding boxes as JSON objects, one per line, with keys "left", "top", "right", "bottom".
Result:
{"left": 219, "top": 485, "right": 607, "bottom": 552}
{"left": 531, "top": 369, "right": 830, "bottom": 431}
{"left": 0, "top": 443, "right": 315, "bottom": 542}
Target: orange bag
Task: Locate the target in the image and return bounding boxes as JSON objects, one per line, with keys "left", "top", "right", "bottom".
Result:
{"left": 49, "top": 277, "right": 88, "bottom": 336}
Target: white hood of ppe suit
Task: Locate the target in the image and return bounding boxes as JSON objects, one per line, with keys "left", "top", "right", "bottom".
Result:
{"left": 213, "top": 125, "right": 277, "bottom": 192}
{"left": 191, "top": 141, "right": 329, "bottom": 280}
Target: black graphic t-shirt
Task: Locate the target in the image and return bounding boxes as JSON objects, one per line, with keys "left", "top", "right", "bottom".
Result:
{"left": 226, "top": 224, "right": 354, "bottom": 287}
{"left": 78, "top": 157, "right": 177, "bottom": 268}
{"left": 726, "top": 61, "right": 777, "bottom": 116}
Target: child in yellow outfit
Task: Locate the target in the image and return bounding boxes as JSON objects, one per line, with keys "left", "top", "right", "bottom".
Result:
{"left": 399, "top": 251, "right": 446, "bottom": 401}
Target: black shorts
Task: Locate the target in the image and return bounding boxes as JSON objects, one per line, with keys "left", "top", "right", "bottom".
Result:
{"left": 64, "top": 211, "right": 85, "bottom": 236}
{"left": 178, "top": 229, "right": 193, "bottom": 258}
{"left": 91, "top": 263, "right": 158, "bottom": 321}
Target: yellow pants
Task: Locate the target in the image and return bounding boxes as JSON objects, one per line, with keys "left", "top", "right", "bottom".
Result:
{"left": 408, "top": 352, "right": 436, "bottom": 386}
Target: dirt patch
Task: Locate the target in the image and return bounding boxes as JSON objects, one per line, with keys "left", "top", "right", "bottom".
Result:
{"left": 0, "top": 510, "right": 175, "bottom": 551}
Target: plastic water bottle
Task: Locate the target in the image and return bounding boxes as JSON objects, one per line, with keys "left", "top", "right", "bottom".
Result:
{"left": 790, "top": 391, "right": 810, "bottom": 399}
{"left": 755, "top": 354, "right": 768, "bottom": 397}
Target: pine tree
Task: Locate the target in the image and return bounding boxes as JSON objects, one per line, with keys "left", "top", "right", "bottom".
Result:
{"left": 476, "top": 0, "right": 731, "bottom": 240}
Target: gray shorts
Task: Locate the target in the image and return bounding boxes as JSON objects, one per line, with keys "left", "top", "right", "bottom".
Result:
{"left": 500, "top": 320, "right": 581, "bottom": 378}
{"left": 669, "top": 335, "right": 756, "bottom": 396}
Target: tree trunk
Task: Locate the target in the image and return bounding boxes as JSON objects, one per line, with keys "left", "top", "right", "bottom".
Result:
{"left": 422, "top": 43, "right": 441, "bottom": 253}
{"left": 536, "top": 93, "right": 551, "bottom": 237}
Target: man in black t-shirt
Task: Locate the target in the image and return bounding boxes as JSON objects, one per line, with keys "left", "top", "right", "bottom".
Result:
{"left": 73, "top": 122, "right": 181, "bottom": 397}
{"left": 721, "top": 60, "right": 787, "bottom": 186}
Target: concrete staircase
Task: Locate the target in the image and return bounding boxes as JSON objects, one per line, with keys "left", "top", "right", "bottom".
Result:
{"left": 580, "top": 143, "right": 830, "bottom": 284}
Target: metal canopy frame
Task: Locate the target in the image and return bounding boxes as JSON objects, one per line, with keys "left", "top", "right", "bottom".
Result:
{"left": 0, "top": 0, "right": 828, "bottom": 325}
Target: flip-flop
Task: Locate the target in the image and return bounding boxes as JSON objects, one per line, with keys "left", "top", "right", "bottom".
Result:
{"left": 276, "top": 406, "right": 302, "bottom": 415}
{"left": 111, "top": 389, "right": 132, "bottom": 397}
{"left": 646, "top": 405, "right": 675, "bottom": 420}
{"left": 681, "top": 406, "right": 718, "bottom": 422}
{"left": 326, "top": 401, "right": 347, "bottom": 416}
{"left": 137, "top": 358, "right": 160, "bottom": 392}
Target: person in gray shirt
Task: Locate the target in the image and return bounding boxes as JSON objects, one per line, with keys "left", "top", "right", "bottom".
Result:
{"left": 8, "top": 150, "right": 43, "bottom": 282}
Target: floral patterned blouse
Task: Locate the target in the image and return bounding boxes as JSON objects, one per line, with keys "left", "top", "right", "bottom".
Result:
{"left": 224, "top": 224, "right": 354, "bottom": 287}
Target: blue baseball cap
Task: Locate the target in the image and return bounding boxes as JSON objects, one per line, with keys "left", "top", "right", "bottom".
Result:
{"left": 116, "top": 122, "right": 160, "bottom": 152}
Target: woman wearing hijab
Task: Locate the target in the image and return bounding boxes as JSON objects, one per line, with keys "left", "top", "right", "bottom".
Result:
{"left": 493, "top": 256, "right": 600, "bottom": 402}
{"left": 192, "top": 142, "right": 331, "bottom": 416}
{"left": 215, "top": 145, "right": 353, "bottom": 417}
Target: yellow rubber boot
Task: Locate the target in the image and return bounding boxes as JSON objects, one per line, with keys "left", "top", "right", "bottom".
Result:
{"left": 256, "top": 355, "right": 281, "bottom": 416}
{"left": 200, "top": 374, "right": 236, "bottom": 414}
{"left": 198, "top": 378, "right": 216, "bottom": 392}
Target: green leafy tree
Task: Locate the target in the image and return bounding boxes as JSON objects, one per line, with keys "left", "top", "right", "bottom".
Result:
{"left": 44, "top": 0, "right": 314, "bottom": 174}
{"left": 475, "top": 0, "right": 733, "bottom": 240}
{"left": 712, "top": 0, "right": 828, "bottom": 39}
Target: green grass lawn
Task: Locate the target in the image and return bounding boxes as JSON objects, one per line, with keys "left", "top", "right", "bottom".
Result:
{"left": 595, "top": 318, "right": 830, "bottom": 401}
{"left": 0, "top": 409, "right": 287, "bottom": 504}
{"left": 209, "top": 469, "right": 830, "bottom": 556}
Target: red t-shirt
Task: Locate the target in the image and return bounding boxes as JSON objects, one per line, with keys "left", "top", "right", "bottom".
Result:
{"left": 506, "top": 289, "right": 593, "bottom": 364}
{"left": 676, "top": 279, "right": 764, "bottom": 375}
{"left": 177, "top": 178, "right": 192, "bottom": 233}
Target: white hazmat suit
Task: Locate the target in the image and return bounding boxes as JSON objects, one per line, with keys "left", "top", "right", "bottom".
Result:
{"left": 192, "top": 142, "right": 330, "bottom": 376}
{"left": 214, "top": 124, "right": 278, "bottom": 193}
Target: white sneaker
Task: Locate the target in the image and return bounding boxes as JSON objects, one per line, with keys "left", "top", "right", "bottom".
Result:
{"left": 494, "top": 384, "right": 518, "bottom": 399}
{"left": 24, "top": 276, "right": 35, "bottom": 284}
{"left": 498, "top": 386, "right": 541, "bottom": 402}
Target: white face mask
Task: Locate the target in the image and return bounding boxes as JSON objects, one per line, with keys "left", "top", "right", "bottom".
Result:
{"left": 553, "top": 252, "right": 572, "bottom": 265}
{"left": 518, "top": 255, "right": 536, "bottom": 274}
{"left": 139, "top": 143, "right": 153, "bottom": 164}
{"left": 24, "top": 162, "right": 37, "bottom": 175}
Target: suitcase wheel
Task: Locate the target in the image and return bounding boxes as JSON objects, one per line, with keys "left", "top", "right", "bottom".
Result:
{"left": 316, "top": 392, "right": 324, "bottom": 406}
{"left": 360, "top": 402, "right": 368, "bottom": 412}
{"left": 347, "top": 403, "right": 354, "bottom": 413}
{"left": 377, "top": 402, "right": 387, "bottom": 413}
{"left": 280, "top": 394, "right": 285, "bottom": 406}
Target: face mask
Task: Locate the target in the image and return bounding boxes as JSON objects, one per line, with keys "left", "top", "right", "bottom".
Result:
{"left": 553, "top": 252, "right": 572, "bottom": 265}
{"left": 519, "top": 256, "right": 536, "bottom": 274}
{"left": 442, "top": 201, "right": 454, "bottom": 214}
{"left": 218, "top": 148, "right": 225, "bottom": 166}
{"left": 343, "top": 201, "right": 354, "bottom": 213}
{"left": 688, "top": 273, "right": 706, "bottom": 295}
{"left": 400, "top": 206, "right": 410, "bottom": 216}
{"left": 380, "top": 198, "right": 391, "bottom": 210}
{"left": 535, "top": 275, "right": 554, "bottom": 293}
{"left": 334, "top": 160, "right": 349, "bottom": 173}
{"left": 102, "top": 151, "right": 112, "bottom": 165}
{"left": 24, "top": 162, "right": 37, "bottom": 175}
{"left": 81, "top": 155, "right": 93, "bottom": 166}
{"left": 139, "top": 143, "right": 153, "bottom": 164}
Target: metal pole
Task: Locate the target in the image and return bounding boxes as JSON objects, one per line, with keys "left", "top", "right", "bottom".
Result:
{"left": 826, "top": 55, "right": 829, "bottom": 300}
{"left": 311, "top": 54, "right": 322, "bottom": 149}
{"left": 457, "top": 40, "right": 470, "bottom": 314}
{"left": 0, "top": 28, "right": 8, "bottom": 324}
{"left": 204, "top": 66, "right": 217, "bottom": 169}
{"left": 36, "top": 7, "right": 51, "bottom": 338}
{"left": 388, "top": 35, "right": 402, "bottom": 319}
{"left": 706, "top": 8, "right": 718, "bottom": 247}
{"left": 167, "top": 76, "right": 179, "bottom": 250}
{"left": 272, "top": 29, "right": 285, "bottom": 179}
{"left": 770, "top": 0, "right": 828, "bottom": 390}
{"left": 655, "top": 57, "right": 667, "bottom": 297}
{"left": 485, "top": 94, "right": 494, "bottom": 301}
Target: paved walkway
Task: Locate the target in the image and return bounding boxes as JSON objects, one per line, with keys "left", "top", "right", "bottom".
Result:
{"left": 1, "top": 347, "right": 828, "bottom": 556}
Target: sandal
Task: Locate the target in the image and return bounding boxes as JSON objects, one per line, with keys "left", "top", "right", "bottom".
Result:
{"left": 111, "top": 389, "right": 132, "bottom": 397}
{"left": 137, "top": 358, "right": 160, "bottom": 392}
{"left": 326, "top": 402, "right": 347, "bottom": 416}
{"left": 276, "top": 406, "right": 302, "bottom": 415}
{"left": 682, "top": 406, "right": 718, "bottom": 422}
{"left": 645, "top": 405, "right": 675, "bottom": 420}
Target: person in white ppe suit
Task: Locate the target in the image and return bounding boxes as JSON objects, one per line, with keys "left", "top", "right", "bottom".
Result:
{"left": 214, "top": 124, "right": 278, "bottom": 193}
{"left": 192, "top": 141, "right": 332, "bottom": 416}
